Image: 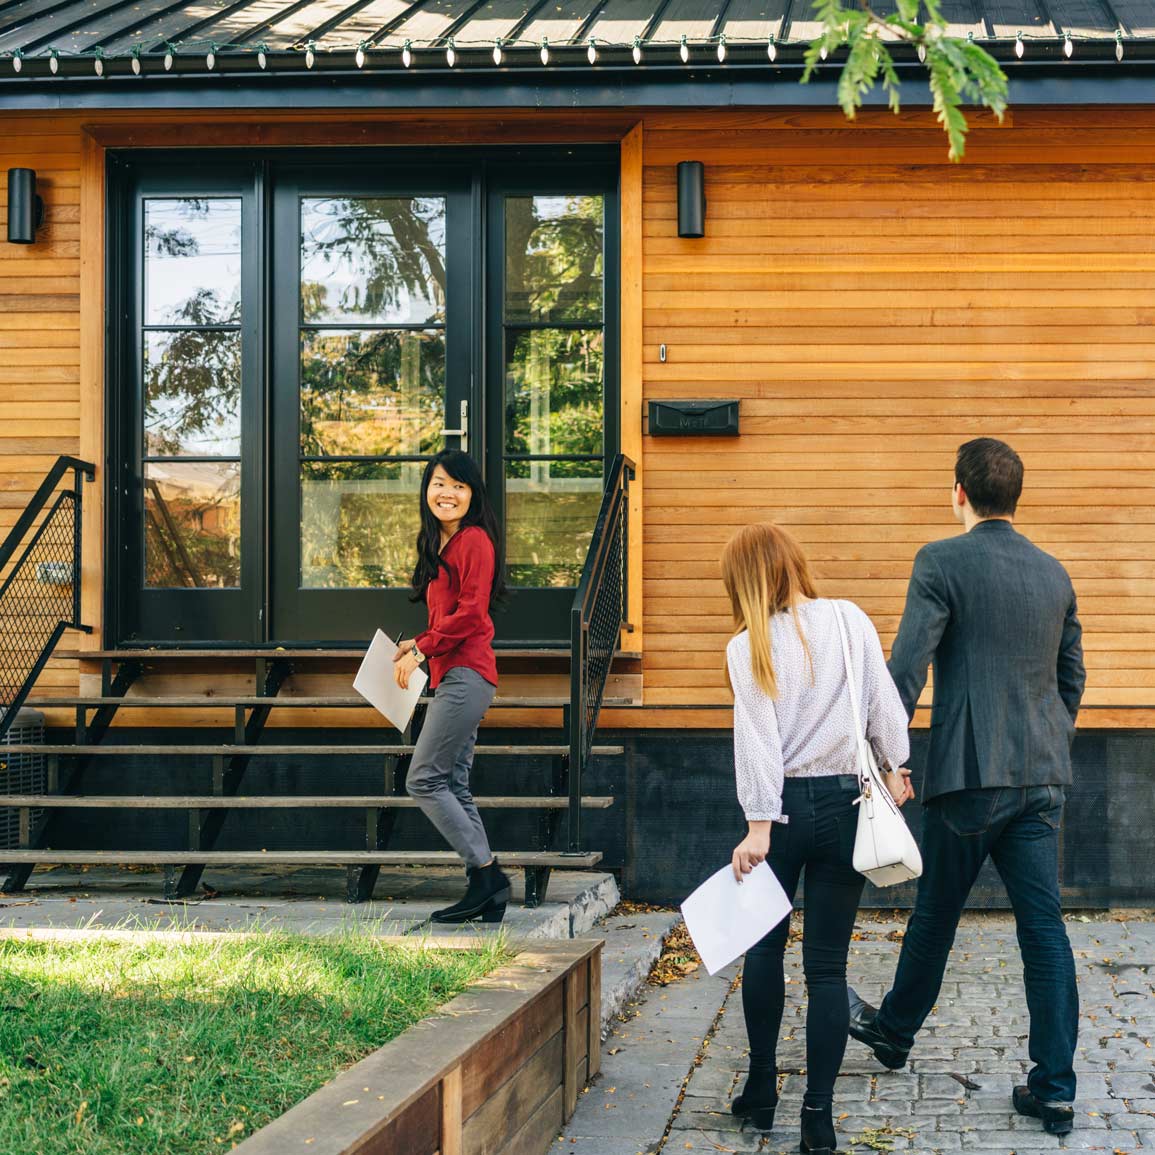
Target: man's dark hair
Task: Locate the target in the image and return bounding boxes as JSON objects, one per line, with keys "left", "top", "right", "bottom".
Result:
{"left": 955, "top": 438, "right": 1023, "bottom": 518}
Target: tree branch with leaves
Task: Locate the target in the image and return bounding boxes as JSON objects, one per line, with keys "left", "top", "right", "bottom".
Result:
{"left": 805, "top": 0, "right": 1009, "bottom": 161}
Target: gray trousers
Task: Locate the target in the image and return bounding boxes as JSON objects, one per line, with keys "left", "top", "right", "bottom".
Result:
{"left": 405, "top": 666, "right": 497, "bottom": 870}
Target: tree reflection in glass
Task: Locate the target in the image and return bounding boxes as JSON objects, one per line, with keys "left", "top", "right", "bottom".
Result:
{"left": 142, "top": 198, "right": 244, "bottom": 588}
{"left": 300, "top": 197, "right": 446, "bottom": 325}
{"left": 298, "top": 197, "right": 448, "bottom": 589}
{"left": 503, "top": 195, "right": 605, "bottom": 587}
{"left": 300, "top": 330, "right": 444, "bottom": 458}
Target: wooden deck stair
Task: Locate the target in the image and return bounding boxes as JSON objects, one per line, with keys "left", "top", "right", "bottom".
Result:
{"left": 4, "top": 648, "right": 629, "bottom": 906}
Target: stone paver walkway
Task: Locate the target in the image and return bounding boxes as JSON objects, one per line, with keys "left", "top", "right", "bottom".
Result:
{"left": 558, "top": 914, "right": 1155, "bottom": 1154}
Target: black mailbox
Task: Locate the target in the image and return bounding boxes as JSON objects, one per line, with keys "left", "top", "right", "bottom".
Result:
{"left": 647, "top": 399, "right": 740, "bottom": 437}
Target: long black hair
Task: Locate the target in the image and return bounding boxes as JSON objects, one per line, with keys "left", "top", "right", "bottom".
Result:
{"left": 411, "top": 449, "right": 507, "bottom": 609}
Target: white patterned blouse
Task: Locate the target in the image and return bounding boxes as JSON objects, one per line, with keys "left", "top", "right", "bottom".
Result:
{"left": 725, "top": 598, "right": 911, "bottom": 823}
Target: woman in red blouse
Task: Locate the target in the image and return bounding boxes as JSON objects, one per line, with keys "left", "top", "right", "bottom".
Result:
{"left": 393, "top": 449, "right": 509, "bottom": 923}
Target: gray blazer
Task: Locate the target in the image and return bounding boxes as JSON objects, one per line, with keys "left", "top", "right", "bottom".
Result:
{"left": 888, "top": 520, "right": 1085, "bottom": 802}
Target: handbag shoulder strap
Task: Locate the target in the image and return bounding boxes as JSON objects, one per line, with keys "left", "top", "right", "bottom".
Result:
{"left": 832, "top": 601, "right": 871, "bottom": 781}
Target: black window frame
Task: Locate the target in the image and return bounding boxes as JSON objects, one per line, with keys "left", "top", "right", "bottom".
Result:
{"left": 105, "top": 146, "right": 620, "bottom": 649}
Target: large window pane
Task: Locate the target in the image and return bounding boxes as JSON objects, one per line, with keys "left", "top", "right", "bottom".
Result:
{"left": 300, "top": 461, "right": 422, "bottom": 589}
{"left": 301, "top": 197, "right": 446, "bottom": 325}
{"left": 145, "top": 198, "right": 241, "bottom": 326}
{"left": 505, "top": 459, "right": 602, "bottom": 588}
{"left": 144, "top": 461, "right": 241, "bottom": 588}
{"left": 144, "top": 330, "right": 241, "bottom": 457}
{"left": 301, "top": 330, "right": 445, "bottom": 458}
{"left": 505, "top": 329, "right": 603, "bottom": 458}
{"left": 505, "top": 195, "right": 603, "bottom": 323}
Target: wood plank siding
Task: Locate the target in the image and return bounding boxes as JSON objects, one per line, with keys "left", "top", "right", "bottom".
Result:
{"left": 631, "top": 107, "right": 1155, "bottom": 731}
{"left": 0, "top": 107, "right": 1151, "bottom": 729}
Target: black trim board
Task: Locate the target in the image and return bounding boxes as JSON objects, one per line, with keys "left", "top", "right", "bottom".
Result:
{"left": 5, "top": 61, "right": 1155, "bottom": 109}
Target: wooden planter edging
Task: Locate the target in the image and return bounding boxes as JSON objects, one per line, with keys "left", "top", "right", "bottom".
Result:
{"left": 233, "top": 937, "right": 603, "bottom": 1155}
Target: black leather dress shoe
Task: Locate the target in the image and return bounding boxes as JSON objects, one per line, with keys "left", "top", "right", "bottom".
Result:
{"left": 1013, "top": 1085, "right": 1075, "bottom": 1135}
{"left": 847, "top": 987, "right": 910, "bottom": 1071}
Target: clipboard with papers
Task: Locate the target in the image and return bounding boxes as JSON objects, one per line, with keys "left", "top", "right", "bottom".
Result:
{"left": 353, "top": 629, "right": 428, "bottom": 733}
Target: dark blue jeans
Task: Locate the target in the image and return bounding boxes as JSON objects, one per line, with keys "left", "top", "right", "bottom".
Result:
{"left": 742, "top": 776, "right": 865, "bottom": 1110}
{"left": 877, "top": 785, "right": 1078, "bottom": 1104}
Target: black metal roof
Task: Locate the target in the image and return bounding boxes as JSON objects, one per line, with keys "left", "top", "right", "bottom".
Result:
{"left": 2, "top": 0, "right": 1153, "bottom": 68}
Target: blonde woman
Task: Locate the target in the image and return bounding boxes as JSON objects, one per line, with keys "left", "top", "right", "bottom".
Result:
{"left": 722, "top": 523, "right": 912, "bottom": 1155}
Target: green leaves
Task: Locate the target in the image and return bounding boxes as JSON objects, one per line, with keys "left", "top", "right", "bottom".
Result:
{"left": 803, "top": 0, "right": 1009, "bottom": 161}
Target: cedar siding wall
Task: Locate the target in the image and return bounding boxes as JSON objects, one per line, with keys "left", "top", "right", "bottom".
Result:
{"left": 1, "top": 113, "right": 82, "bottom": 706}
{"left": 636, "top": 107, "right": 1155, "bottom": 732}
{"left": 0, "top": 108, "right": 1152, "bottom": 729}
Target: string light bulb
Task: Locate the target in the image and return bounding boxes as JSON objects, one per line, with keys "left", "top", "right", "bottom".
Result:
{"left": 206, "top": 45, "right": 216, "bottom": 70}
{"left": 1063, "top": 30, "right": 1073, "bottom": 57}
{"left": 94, "top": 49, "right": 104, "bottom": 77}
{"left": 257, "top": 45, "right": 268, "bottom": 69}
{"left": 1015, "top": 31, "right": 1024, "bottom": 58}
{"left": 355, "top": 43, "right": 365, "bottom": 68}
{"left": 540, "top": 38, "right": 549, "bottom": 65}
{"left": 12, "top": 51, "right": 22, "bottom": 74}
{"left": 679, "top": 35, "right": 689, "bottom": 63}
{"left": 164, "top": 46, "right": 174, "bottom": 70}
{"left": 131, "top": 47, "right": 142, "bottom": 74}
{"left": 305, "top": 42, "right": 315, "bottom": 68}
{"left": 1116, "top": 29, "right": 1124, "bottom": 61}
{"left": 767, "top": 35, "right": 776, "bottom": 61}
{"left": 402, "top": 40, "right": 412, "bottom": 67}
{"left": 717, "top": 34, "right": 726, "bottom": 62}
{"left": 819, "top": 44, "right": 828, "bottom": 61}
{"left": 492, "top": 38, "right": 502, "bottom": 65}
{"left": 587, "top": 38, "right": 597, "bottom": 64}
{"left": 632, "top": 37, "right": 642, "bottom": 64}
{"left": 49, "top": 50, "right": 59, "bottom": 74}
{"left": 917, "top": 42, "right": 926, "bottom": 61}
{"left": 447, "top": 39, "right": 456, "bottom": 66}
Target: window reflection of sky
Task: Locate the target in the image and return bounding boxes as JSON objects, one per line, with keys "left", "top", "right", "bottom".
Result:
{"left": 300, "top": 197, "right": 446, "bottom": 326}
{"left": 145, "top": 199, "right": 242, "bottom": 326}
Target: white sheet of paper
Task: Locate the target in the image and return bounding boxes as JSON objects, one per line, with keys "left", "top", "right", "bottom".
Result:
{"left": 353, "top": 629, "right": 428, "bottom": 733}
{"left": 680, "top": 861, "right": 793, "bottom": 976}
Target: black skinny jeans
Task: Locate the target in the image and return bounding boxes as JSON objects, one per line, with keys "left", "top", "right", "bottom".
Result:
{"left": 742, "top": 775, "right": 865, "bottom": 1110}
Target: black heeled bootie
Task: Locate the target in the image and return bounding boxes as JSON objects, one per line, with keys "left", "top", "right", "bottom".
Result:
{"left": 800, "top": 1104, "right": 838, "bottom": 1154}
{"left": 731, "top": 1067, "right": 777, "bottom": 1132}
{"left": 431, "top": 860, "right": 511, "bottom": 924}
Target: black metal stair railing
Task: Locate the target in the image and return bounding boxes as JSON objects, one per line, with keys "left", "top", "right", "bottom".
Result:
{"left": 0, "top": 457, "right": 94, "bottom": 739}
{"left": 567, "top": 454, "right": 634, "bottom": 851}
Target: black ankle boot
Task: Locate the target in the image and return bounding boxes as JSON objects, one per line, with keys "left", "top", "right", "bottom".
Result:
{"left": 431, "top": 860, "right": 511, "bottom": 924}
{"left": 731, "top": 1067, "right": 777, "bottom": 1132}
{"left": 800, "top": 1104, "right": 838, "bottom": 1154}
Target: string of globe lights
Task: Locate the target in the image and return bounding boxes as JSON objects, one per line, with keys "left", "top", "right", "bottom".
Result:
{"left": 3, "top": 26, "right": 1135, "bottom": 76}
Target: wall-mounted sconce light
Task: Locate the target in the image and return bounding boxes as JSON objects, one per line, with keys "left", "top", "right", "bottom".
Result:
{"left": 676, "top": 160, "right": 705, "bottom": 238}
{"left": 7, "top": 168, "right": 44, "bottom": 244}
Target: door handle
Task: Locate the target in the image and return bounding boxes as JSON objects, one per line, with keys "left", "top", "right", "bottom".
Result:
{"left": 440, "top": 400, "right": 468, "bottom": 454}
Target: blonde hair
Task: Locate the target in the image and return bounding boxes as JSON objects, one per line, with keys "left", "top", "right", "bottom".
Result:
{"left": 721, "top": 522, "right": 818, "bottom": 699}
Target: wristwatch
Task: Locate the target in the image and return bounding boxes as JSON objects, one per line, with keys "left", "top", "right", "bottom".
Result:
{"left": 412, "top": 645, "right": 426, "bottom": 665}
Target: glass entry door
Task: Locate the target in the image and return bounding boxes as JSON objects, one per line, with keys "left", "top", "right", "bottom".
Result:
{"left": 269, "top": 167, "right": 473, "bottom": 642}
{"left": 111, "top": 151, "right": 617, "bottom": 648}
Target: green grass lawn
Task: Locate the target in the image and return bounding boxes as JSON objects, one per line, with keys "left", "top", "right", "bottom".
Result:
{"left": 0, "top": 929, "right": 510, "bottom": 1154}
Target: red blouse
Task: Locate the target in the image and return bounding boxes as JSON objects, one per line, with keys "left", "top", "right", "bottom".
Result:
{"left": 415, "top": 525, "right": 499, "bottom": 690}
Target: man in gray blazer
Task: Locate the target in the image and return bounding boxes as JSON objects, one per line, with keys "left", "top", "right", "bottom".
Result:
{"left": 848, "top": 438, "right": 1086, "bottom": 1136}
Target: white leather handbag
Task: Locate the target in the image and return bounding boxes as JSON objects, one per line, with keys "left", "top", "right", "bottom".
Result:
{"left": 833, "top": 603, "right": 923, "bottom": 888}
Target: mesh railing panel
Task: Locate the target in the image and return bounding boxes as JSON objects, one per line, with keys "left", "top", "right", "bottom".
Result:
{"left": 0, "top": 491, "right": 78, "bottom": 712}
{"left": 579, "top": 493, "right": 625, "bottom": 764}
